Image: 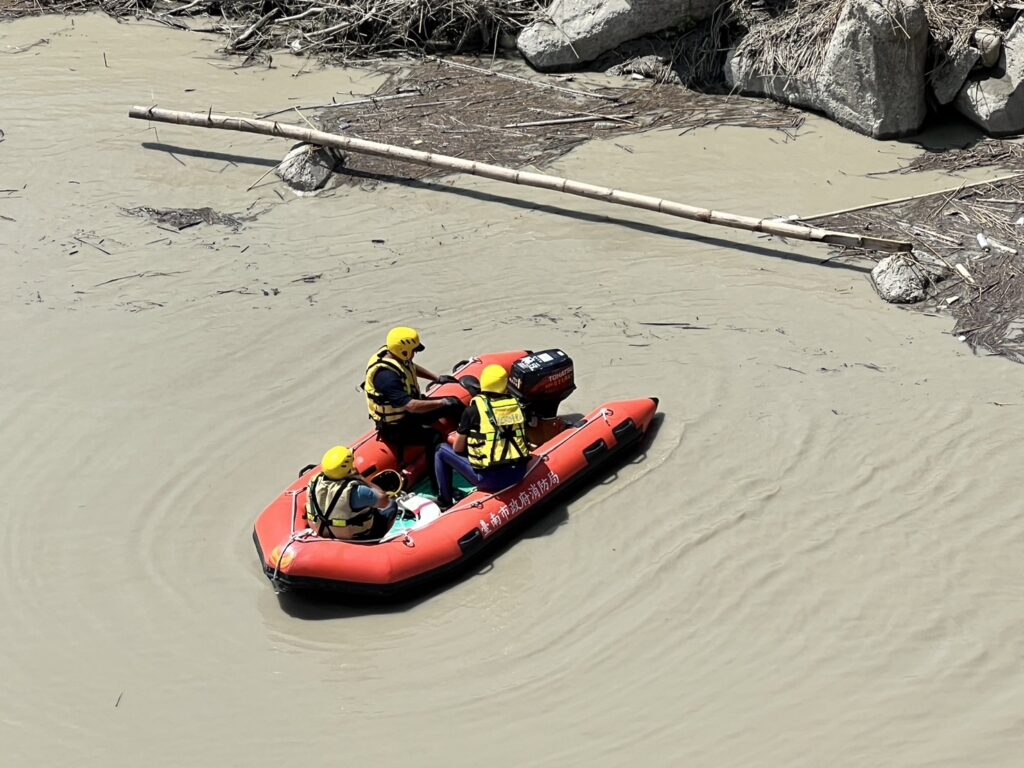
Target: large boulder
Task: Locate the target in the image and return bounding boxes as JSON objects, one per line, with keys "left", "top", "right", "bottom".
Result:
{"left": 517, "top": 0, "right": 718, "bottom": 71}
{"left": 726, "top": 0, "right": 929, "bottom": 139}
{"left": 955, "top": 19, "right": 1024, "bottom": 136}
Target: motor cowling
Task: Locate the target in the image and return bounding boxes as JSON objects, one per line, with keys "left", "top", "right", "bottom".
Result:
{"left": 508, "top": 349, "right": 575, "bottom": 419}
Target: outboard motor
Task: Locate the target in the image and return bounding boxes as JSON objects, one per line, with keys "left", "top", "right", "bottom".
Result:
{"left": 508, "top": 349, "right": 575, "bottom": 444}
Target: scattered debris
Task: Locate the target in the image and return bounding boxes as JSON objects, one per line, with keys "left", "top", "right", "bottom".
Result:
{"left": 606, "top": 55, "right": 680, "bottom": 85}
{"left": 808, "top": 175, "right": 1024, "bottom": 363}
{"left": 123, "top": 205, "right": 245, "bottom": 230}
{"left": 94, "top": 270, "right": 186, "bottom": 287}
{"left": 73, "top": 235, "right": 111, "bottom": 255}
{"left": 311, "top": 60, "right": 804, "bottom": 184}
{"left": 898, "top": 140, "right": 1024, "bottom": 174}
{"left": 637, "top": 321, "right": 710, "bottom": 329}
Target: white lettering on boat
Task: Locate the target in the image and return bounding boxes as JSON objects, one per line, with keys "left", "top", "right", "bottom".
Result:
{"left": 478, "top": 467, "right": 560, "bottom": 537}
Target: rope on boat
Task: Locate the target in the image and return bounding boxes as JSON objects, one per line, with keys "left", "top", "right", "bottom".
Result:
{"left": 270, "top": 489, "right": 314, "bottom": 590}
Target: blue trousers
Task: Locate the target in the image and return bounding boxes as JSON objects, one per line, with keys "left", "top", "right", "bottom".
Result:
{"left": 434, "top": 444, "right": 528, "bottom": 504}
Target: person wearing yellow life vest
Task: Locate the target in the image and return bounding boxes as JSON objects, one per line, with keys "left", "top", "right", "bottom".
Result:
{"left": 365, "top": 326, "right": 464, "bottom": 495}
{"left": 434, "top": 364, "right": 530, "bottom": 510}
{"left": 306, "top": 445, "right": 396, "bottom": 540}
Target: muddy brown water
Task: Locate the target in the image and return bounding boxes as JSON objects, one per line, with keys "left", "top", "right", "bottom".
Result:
{"left": 3, "top": 14, "right": 1024, "bottom": 767}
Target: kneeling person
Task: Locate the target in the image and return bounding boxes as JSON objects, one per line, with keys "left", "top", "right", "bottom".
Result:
{"left": 307, "top": 446, "right": 395, "bottom": 540}
{"left": 434, "top": 364, "right": 530, "bottom": 510}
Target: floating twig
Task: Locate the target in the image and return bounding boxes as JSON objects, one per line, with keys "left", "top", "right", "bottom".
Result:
{"left": 503, "top": 113, "right": 635, "bottom": 129}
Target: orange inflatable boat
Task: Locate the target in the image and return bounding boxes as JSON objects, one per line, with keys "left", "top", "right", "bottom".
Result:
{"left": 252, "top": 349, "right": 658, "bottom": 596}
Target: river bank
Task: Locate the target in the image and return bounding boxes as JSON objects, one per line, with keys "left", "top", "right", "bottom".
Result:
{"left": 4, "top": 12, "right": 1024, "bottom": 768}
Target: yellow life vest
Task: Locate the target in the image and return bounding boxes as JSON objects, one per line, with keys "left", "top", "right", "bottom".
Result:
{"left": 364, "top": 346, "right": 420, "bottom": 425}
{"left": 305, "top": 474, "right": 375, "bottom": 539}
{"left": 466, "top": 394, "right": 529, "bottom": 470}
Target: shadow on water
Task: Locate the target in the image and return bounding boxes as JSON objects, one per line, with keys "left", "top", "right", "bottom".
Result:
{"left": 896, "top": 110, "right": 989, "bottom": 153}
{"left": 136, "top": 137, "right": 870, "bottom": 274}
{"left": 141, "top": 142, "right": 281, "bottom": 168}
{"left": 344, "top": 170, "right": 873, "bottom": 274}
{"left": 275, "top": 411, "right": 666, "bottom": 620}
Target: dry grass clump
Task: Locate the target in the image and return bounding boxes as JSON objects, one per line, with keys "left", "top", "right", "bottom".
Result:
{"left": 218, "top": 0, "right": 540, "bottom": 59}
{"left": 727, "top": 0, "right": 845, "bottom": 78}
{"left": 923, "top": 0, "right": 991, "bottom": 49}
{"left": 24, "top": 0, "right": 547, "bottom": 59}
{"left": 723, "top": 0, "right": 996, "bottom": 82}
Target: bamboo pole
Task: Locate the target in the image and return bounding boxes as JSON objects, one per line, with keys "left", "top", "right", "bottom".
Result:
{"left": 128, "top": 106, "right": 913, "bottom": 253}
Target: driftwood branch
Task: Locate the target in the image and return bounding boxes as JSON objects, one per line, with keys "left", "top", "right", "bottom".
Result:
{"left": 128, "top": 105, "right": 912, "bottom": 253}
{"left": 257, "top": 92, "right": 419, "bottom": 119}
{"left": 504, "top": 114, "right": 635, "bottom": 128}
{"left": 162, "top": 0, "right": 204, "bottom": 16}
{"left": 428, "top": 56, "right": 620, "bottom": 103}
{"left": 228, "top": 8, "right": 280, "bottom": 51}
{"left": 801, "top": 173, "right": 1024, "bottom": 221}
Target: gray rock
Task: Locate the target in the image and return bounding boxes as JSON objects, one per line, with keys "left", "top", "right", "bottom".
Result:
{"left": 726, "top": 0, "right": 928, "bottom": 139}
{"left": 931, "top": 44, "right": 981, "bottom": 105}
{"left": 955, "top": 20, "right": 1024, "bottom": 136}
{"left": 974, "top": 27, "right": 1003, "bottom": 68}
{"left": 725, "top": 48, "right": 815, "bottom": 110}
{"left": 872, "top": 255, "right": 927, "bottom": 304}
{"left": 517, "top": 0, "right": 718, "bottom": 71}
{"left": 275, "top": 143, "right": 344, "bottom": 193}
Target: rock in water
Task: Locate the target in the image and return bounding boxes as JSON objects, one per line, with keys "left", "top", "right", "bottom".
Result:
{"left": 517, "top": 0, "right": 718, "bottom": 71}
{"left": 275, "top": 143, "right": 345, "bottom": 193}
{"left": 955, "top": 20, "right": 1024, "bottom": 136}
{"left": 872, "top": 255, "right": 927, "bottom": 304}
{"left": 726, "top": 0, "right": 928, "bottom": 139}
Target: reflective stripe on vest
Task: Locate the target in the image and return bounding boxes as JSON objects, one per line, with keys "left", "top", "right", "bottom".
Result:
{"left": 364, "top": 346, "right": 420, "bottom": 425}
{"left": 466, "top": 394, "right": 529, "bottom": 470}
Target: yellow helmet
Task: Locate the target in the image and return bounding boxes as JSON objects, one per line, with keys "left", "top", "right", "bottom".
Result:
{"left": 386, "top": 326, "right": 424, "bottom": 361}
{"left": 321, "top": 445, "right": 354, "bottom": 480}
{"left": 480, "top": 364, "right": 509, "bottom": 394}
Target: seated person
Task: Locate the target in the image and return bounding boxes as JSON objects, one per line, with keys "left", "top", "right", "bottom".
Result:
{"left": 364, "top": 326, "right": 464, "bottom": 495}
{"left": 434, "top": 364, "right": 530, "bottom": 510}
{"left": 306, "top": 446, "right": 396, "bottom": 540}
